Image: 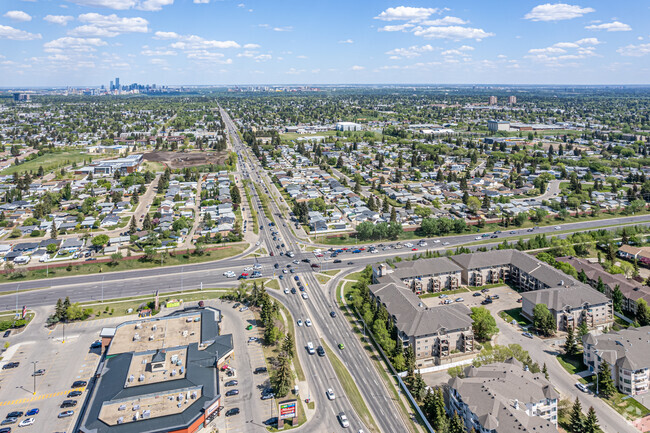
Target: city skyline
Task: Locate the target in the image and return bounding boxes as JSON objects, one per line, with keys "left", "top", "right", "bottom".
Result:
{"left": 0, "top": 1, "right": 649, "bottom": 86}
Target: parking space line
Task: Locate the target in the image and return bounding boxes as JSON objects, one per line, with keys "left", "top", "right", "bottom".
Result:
{"left": 0, "top": 387, "right": 86, "bottom": 406}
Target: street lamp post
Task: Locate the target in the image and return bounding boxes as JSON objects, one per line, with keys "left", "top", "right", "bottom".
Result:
{"left": 101, "top": 275, "right": 105, "bottom": 303}
{"left": 15, "top": 284, "right": 19, "bottom": 316}
{"left": 32, "top": 361, "right": 38, "bottom": 395}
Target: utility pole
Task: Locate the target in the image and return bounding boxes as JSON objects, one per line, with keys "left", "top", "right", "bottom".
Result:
{"left": 32, "top": 361, "right": 38, "bottom": 395}
{"left": 101, "top": 275, "right": 105, "bottom": 303}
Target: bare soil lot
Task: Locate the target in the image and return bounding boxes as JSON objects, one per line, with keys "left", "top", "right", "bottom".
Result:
{"left": 143, "top": 151, "right": 227, "bottom": 169}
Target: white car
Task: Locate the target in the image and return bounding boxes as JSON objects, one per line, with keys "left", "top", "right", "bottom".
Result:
{"left": 555, "top": 226, "right": 561, "bottom": 230}
{"left": 301, "top": 292, "right": 309, "bottom": 300}
{"left": 297, "top": 320, "right": 303, "bottom": 327}
{"left": 326, "top": 388, "right": 335, "bottom": 400}
{"left": 404, "top": 243, "right": 413, "bottom": 248}
{"left": 338, "top": 412, "right": 350, "bottom": 428}
{"left": 255, "top": 241, "right": 261, "bottom": 246}
{"left": 19, "top": 418, "right": 35, "bottom": 427}
{"left": 418, "top": 242, "right": 428, "bottom": 247}
{"left": 475, "top": 236, "right": 482, "bottom": 240}
{"left": 575, "top": 382, "right": 589, "bottom": 393}
{"left": 433, "top": 240, "right": 440, "bottom": 243}
{"left": 284, "top": 288, "right": 290, "bottom": 294}
{"left": 244, "top": 267, "right": 253, "bottom": 272}
{"left": 443, "top": 241, "right": 450, "bottom": 246}
{"left": 305, "top": 319, "right": 312, "bottom": 327}
{"left": 239, "top": 306, "right": 248, "bottom": 312}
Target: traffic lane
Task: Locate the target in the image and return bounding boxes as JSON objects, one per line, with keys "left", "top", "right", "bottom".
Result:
{"left": 299, "top": 271, "right": 405, "bottom": 433}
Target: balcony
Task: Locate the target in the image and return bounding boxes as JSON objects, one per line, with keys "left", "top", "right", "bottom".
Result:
{"left": 473, "top": 273, "right": 482, "bottom": 287}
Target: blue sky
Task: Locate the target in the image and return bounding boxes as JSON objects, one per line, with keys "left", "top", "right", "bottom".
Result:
{"left": 0, "top": 0, "right": 649, "bottom": 86}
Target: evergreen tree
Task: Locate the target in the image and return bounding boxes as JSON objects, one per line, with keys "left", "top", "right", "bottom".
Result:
{"left": 584, "top": 406, "right": 600, "bottom": 433}
{"left": 281, "top": 334, "right": 294, "bottom": 359}
{"left": 578, "top": 320, "right": 590, "bottom": 338}
{"left": 143, "top": 213, "right": 153, "bottom": 231}
{"left": 390, "top": 207, "right": 397, "bottom": 222}
{"left": 612, "top": 285, "right": 623, "bottom": 313}
{"left": 636, "top": 299, "right": 650, "bottom": 326}
{"left": 597, "top": 361, "right": 616, "bottom": 398}
{"left": 565, "top": 326, "right": 578, "bottom": 356}
{"left": 569, "top": 397, "right": 584, "bottom": 433}
{"left": 542, "top": 363, "right": 549, "bottom": 380}
{"left": 449, "top": 411, "right": 465, "bottom": 433}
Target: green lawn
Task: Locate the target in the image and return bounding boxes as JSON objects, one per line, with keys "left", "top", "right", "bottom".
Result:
{"left": 1, "top": 150, "right": 100, "bottom": 175}
{"left": 0, "top": 243, "right": 248, "bottom": 283}
{"left": 315, "top": 274, "right": 331, "bottom": 284}
{"left": 498, "top": 308, "right": 530, "bottom": 326}
{"left": 321, "top": 269, "right": 341, "bottom": 277}
{"left": 141, "top": 161, "right": 166, "bottom": 172}
{"left": 557, "top": 352, "right": 587, "bottom": 375}
{"left": 321, "top": 339, "right": 380, "bottom": 433}
{"left": 606, "top": 392, "right": 650, "bottom": 420}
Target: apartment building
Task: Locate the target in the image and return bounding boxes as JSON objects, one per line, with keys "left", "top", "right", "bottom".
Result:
{"left": 558, "top": 256, "right": 650, "bottom": 315}
{"left": 448, "top": 358, "right": 559, "bottom": 433}
{"left": 372, "top": 258, "right": 462, "bottom": 294}
{"left": 582, "top": 327, "right": 650, "bottom": 396}
{"left": 369, "top": 280, "right": 474, "bottom": 368}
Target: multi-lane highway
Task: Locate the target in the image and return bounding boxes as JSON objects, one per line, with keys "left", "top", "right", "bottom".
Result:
{"left": 1, "top": 108, "right": 649, "bottom": 432}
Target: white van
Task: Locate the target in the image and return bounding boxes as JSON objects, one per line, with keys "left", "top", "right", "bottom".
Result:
{"left": 306, "top": 342, "right": 315, "bottom": 355}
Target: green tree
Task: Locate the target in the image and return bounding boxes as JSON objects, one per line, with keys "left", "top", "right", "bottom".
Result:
{"left": 533, "top": 303, "right": 556, "bottom": 336}
{"left": 470, "top": 307, "right": 499, "bottom": 342}
{"left": 636, "top": 299, "right": 650, "bottom": 326}
{"left": 569, "top": 397, "right": 584, "bottom": 433}
{"left": 565, "top": 326, "right": 578, "bottom": 356}
{"left": 597, "top": 361, "right": 616, "bottom": 398}
{"left": 542, "top": 363, "right": 549, "bottom": 380}
{"left": 272, "top": 352, "right": 293, "bottom": 397}
{"left": 578, "top": 320, "right": 589, "bottom": 338}
{"left": 91, "top": 234, "right": 110, "bottom": 248}
{"left": 466, "top": 196, "right": 481, "bottom": 214}
{"left": 449, "top": 411, "right": 465, "bottom": 433}
{"left": 612, "top": 285, "right": 623, "bottom": 313}
{"left": 584, "top": 406, "right": 600, "bottom": 433}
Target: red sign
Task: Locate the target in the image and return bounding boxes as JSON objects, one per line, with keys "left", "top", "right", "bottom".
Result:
{"left": 21, "top": 306, "right": 26, "bottom": 319}
{"left": 278, "top": 400, "right": 297, "bottom": 420}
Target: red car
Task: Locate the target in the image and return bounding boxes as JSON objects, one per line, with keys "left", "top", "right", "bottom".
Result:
{"left": 270, "top": 252, "right": 274, "bottom": 256}
{"left": 411, "top": 248, "right": 418, "bottom": 251}
{"left": 241, "top": 273, "right": 249, "bottom": 277}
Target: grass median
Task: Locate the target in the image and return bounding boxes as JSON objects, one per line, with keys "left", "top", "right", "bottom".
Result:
{"left": 0, "top": 243, "right": 248, "bottom": 283}
{"left": 321, "top": 339, "right": 380, "bottom": 433}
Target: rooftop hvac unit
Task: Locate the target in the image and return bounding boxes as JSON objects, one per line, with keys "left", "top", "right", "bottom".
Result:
{"left": 182, "top": 330, "right": 188, "bottom": 337}
{"left": 133, "top": 333, "right": 140, "bottom": 341}
{"left": 117, "top": 417, "right": 124, "bottom": 424}
{"left": 135, "top": 323, "right": 142, "bottom": 329}
{"left": 132, "top": 405, "right": 140, "bottom": 411}
{"left": 134, "top": 411, "right": 139, "bottom": 420}
{"left": 194, "top": 317, "right": 200, "bottom": 322}
{"left": 170, "top": 370, "right": 177, "bottom": 377}
{"left": 177, "top": 403, "right": 182, "bottom": 408}
{"left": 180, "top": 367, "right": 185, "bottom": 375}
{"left": 191, "top": 391, "right": 197, "bottom": 399}
{"left": 118, "top": 405, "right": 127, "bottom": 411}
{"left": 139, "top": 374, "right": 145, "bottom": 382}
{"left": 186, "top": 317, "right": 193, "bottom": 323}
{"left": 186, "top": 391, "right": 190, "bottom": 400}
{"left": 177, "top": 394, "right": 183, "bottom": 401}
{"left": 149, "top": 335, "right": 154, "bottom": 341}
{"left": 143, "top": 410, "right": 151, "bottom": 419}
{"left": 171, "top": 354, "right": 178, "bottom": 363}
{"left": 176, "top": 359, "right": 183, "bottom": 366}
{"left": 128, "top": 375, "right": 134, "bottom": 383}
{"left": 152, "top": 324, "right": 157, "bottom": 331}
{"left": 141, "top": 359, "right": 146, "bottom": 364}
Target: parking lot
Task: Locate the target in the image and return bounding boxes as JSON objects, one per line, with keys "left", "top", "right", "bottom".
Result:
{"left": 212, "top": 300, "right": 274, "bottom": 433}
{"left": 421, "top": 284, "right": 521, "bottom": 310}
{"left": 0, "top": 316, "right": 124, "bottom": 432}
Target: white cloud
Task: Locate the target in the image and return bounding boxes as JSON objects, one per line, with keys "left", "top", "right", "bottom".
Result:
{"left": 141, "top": 48, "right": 176, "bottom": 56}
{"left": 339, "top": 39, "right": 354, "bottom": 44}
{"left": 351, "top": 65, "right": 364, "bottom": 70}
{"left": 138, "top": 0, "right": 173, "bottom": 11}
{"left": 617, "top": 43, "right": 650, "bottom": 57}
{"left": 44, "top": 36, "right": 106, "bottom": 53}
{"left": 243, "top": 43, "right": 260, "bottom": 49}
{"left": 524, "top": 3, "right": 595, "bottom": 21}
{"left": 459, "top": 45, "right": 474, "bottom": 51}
{"left": 170, "top": 37, "right": 240, "bottom": 50}
{"left": 4, "top": 11, "right": 32, "bottom": 22}
{"left": 421, "top": 16, "right": 466, "bottom": 26}
{"left": 386, "top": 44, "right": 434, "bottom": 59}
{"left": 0, "top": 25, "right": 41, "bottom": 40}
{"left": 154, "top": 31, "right": 179, "bottom": 39}
{"left": 69, "top": 13, "right": 149, "bottom": 37}
{"left": 412, "top": 25, "right": 494, "bottom": 40}
{"left": 375, "top": 6, "right": 438, "bottom": 22}
{"left": 378, "top": 23, "right": 414, "bottom": 32}
{"left": 254, "top": 54, "right": 271, "bottom": 62}
{"left": 67, "top": 0, "right": 138, "bottom": 10}
{"left": 441, "top": 49, "right": 471, "bottom": 56}
{"left": 194, "top": 0, "right": 210, "bottom": 3}
{"left": 44, "top": 15, "right": 74, "bottom": 26}
{"left": 272, "top": 26, "right": 292, "bottom": 32}
{"left": 286, "top": 68, "right": 305, "bottom": 75}
{"left": 526, "top": 37, "right": 600, "bottom": 63}
{"left": 585, "top": 21, "right": 631, "bottom": 32}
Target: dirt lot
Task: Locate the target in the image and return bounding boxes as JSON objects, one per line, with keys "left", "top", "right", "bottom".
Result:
{"left": 143, "top": 151, "right": 227, "bottom": 169}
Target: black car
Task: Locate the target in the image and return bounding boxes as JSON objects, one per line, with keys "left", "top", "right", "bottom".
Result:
{"left": 290, "top": 288, "right": 296, "bottom": 294}
{"left": 260, "top": 393, "right": 275, "bottom": 400}
{"left": 225, "top": 408, "right": 240, "bottom": 417}
{"left": 2, "top": 362, "right": 19, "bottom": 370}
{"left": 253, "top": 367, "right": 267, "bottom": 374}
{"left": 301, "top": 258, "right": 310, "bottom": 263}
{"left": 274, "top": 263, "right": 279, "bottom": 269}
{"left": 481, "top": 298, "right": 493, "bottom": 305}
{"left": 67, "top": 391, "right": 83, "bottom": 398}
{"left": 90, "top": 340, "right": 102, "bottom": 349}
{"left": 72, "top": 380, "right": 87, "bottom": 388}
{"left": 2, "top": 330, "right": 10, "bottom": 338}
{"left": 225, "top": 390, "right": 239, "bottom": 397}
{"left": 347, "top": 262, "right": 354, "bottom": 265}
{"left": 264, "top": 417, "right": 278, "bottom": 426}
{"left": 6, "top": 411, "right": 23, "bottom": 418}
{"left": 317, "top": 346, "right": 325, "bottom": 357}
{"left": 225, "top": 380, "right": 238, "bottom": 387}
{"left": 61, "top": 400, "right": 78, "bottom": 408}
{"left": 330, "top": 311, "right": 337, "bottom": 318}
{"left": 0, "top": 427, "right": 12, "bottom": 433}
{"left": 333, "top": 259, "right": 341, "bottom": 264}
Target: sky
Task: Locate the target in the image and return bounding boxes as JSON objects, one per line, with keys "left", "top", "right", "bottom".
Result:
{"left": 0, "top": 0, "right": 649, "bottom": 86}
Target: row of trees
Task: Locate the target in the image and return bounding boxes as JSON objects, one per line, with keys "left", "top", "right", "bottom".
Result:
{"left": 48, "top": 296, "right": 93, "bottom": 324}
{"left": 355, "top": 221, "right": 403, "bottom": 241}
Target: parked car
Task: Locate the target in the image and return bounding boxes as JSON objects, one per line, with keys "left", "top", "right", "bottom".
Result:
{"left": 72, "top": 380, "right": 87, "bottom": 388}
{"left": 6, "top": 411, "right": 23, "bottom": 418}
{"left": 58, "top": 411, "right": 74, "bottom": 419}
{"left": 67, "top": 391, "right": 82, "bottom": 398}
{"left": 1, "top": 418, "right": 17, "bottom": 426}
{"left": 575, "top": 382, "right": 589, "bottom": 393}
{"left": 25, "top": 409, "right": 38, "bottom": 416}
{"left": 225, "top": 390, "right": 239, "bottom": 397}
{"left": 90, "top": 340, "right": 102, "bottom": 349}
{"left": 3, "top": 330, "right": 10, "bottom": 338}
{"left": 522, "top": 332, "right": 533, "bottom": 339}
{"left": 261, "top": 393, "right": 275, "bottom": 400}
{"left": 2, "top": 362, "right": 19, "bottom": 370}
{"left": 254, "top": 367, "right": 268, "bottom": 374}
{"left": 225, "top": 408, "right": 240, "bottom": 417}
{"left": 18, "top": 418, "right": 34, "bottom": 427}
{"left": 61, "top": 400, "right": 77, "bottom": 408}
{"left": 225, "top": 380, "right": 238, "bottom": 387}
{"left": 32, "top": 369, "right": 45, "bottom": 376}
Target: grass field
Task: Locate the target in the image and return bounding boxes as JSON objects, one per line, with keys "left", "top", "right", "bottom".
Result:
{"left": 1, "top": 150, "right": 99, "bottom": 175}
{"left": 141, "top": 161, "right": 166, "bottom": 172}
{"left": 0, "top": 243, "right": 248, "bottom": 283}
{"left": 321, "top": 339, "right": 380, "bottom": 433}
{"left": 557, "top": 352, "right": 587, "bottom": 375}
{"left": 498, "top": 308, "right": 530, "bottom": 326}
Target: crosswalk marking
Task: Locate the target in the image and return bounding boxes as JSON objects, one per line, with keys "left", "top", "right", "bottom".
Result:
{"left": 0, "top": 388, "right": 85, "bottom": 406}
